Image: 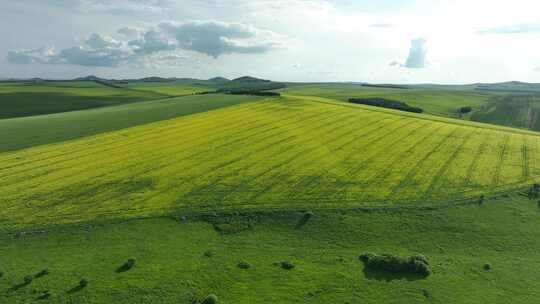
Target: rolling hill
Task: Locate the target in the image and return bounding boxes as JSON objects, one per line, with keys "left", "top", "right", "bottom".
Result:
{"left": 282, "top": 84, "right": 494, "bottom": 118}
{"left": 0, "top": 81, "right": 166, "bottom": 119}
{"left": 1, "top": 94, "right": 539, "bottom": 230}
{"left": 0, "top": 93, "right": 262, "bottom": 152}
{"left": 2, "top": 88, "right": 540, "bottom": 304}
{"left": 471, "top": 94, "right": 540, "bottom": 131}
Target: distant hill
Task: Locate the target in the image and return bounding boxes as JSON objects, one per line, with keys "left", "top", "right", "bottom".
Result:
{"left": 231, "top": 76, "right": 271, "bottom": 83}
{"left": 208, "top": 76, "right": 230, "bottom": 84}
{"left": 219, "top": 76, "right": 286, "bottom": 92}
{"left": 73, "top": 75, "right": 107, "bottom": 82}
{"left": 474, "top": 81, "right": 540, "bottom": 93}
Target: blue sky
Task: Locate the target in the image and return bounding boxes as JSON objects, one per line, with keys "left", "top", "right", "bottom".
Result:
{"left": 2, "top": 0, "right": 540, "bottom": 83}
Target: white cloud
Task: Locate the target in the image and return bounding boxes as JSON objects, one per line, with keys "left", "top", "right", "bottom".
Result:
{"left": 389, "top": 38, "right": 428, "bottom": 69}
{"left": 404, "top": 38, "right": 427, "bottom": 68}
{"left": 117, "top": 27, "right": 142, "bottom": 38}
{"left": 6, "top": 47, "right": 56, "bottom": 64}
{"left": 45, "top": 0, "right": 173, "bottom": 15}
{"left": 160, "top": 21, "right": 280, "bottom": 58}
{"left": 6, "top": 21, "right": 282, "bottom": 67}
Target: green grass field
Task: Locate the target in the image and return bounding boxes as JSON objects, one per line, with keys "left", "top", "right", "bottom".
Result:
{"left": 0, "top": 93, "right": 261, "bottom": 152}
{"left": 2, "top": 94, "right": 540, "bottom": 230}
{"left": 0, "top": 81, "right": 166, "bottom": 119}
{"left": 471, "top": 94, "right": 540, "bottom": 131}
{"left": 1, "top": 194, "right": 539, "bottom": 303}
{"left": 283, "top": 84, "right": 496, "bottom": 118}
{"left": 3, "top": 81, "right": 540, "bottom": 303}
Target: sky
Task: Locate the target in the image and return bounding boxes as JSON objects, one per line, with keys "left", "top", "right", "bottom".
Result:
{"left": 2, "top": 0, "right": 540, "bottom": 84}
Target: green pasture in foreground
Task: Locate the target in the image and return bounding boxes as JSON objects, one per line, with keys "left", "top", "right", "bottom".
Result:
{"left": 2, "top": 94, "right": 540, "bottom": 229}
{"left": 0, "top": 81, "right": 165, "bottom": 119}
{"left": 0, "top": 93, "right": 261, "bottom": 152}
{"left": 282, "top": 84, "right": 496, "bottom": 118}
{"left": 1, "top": 193, "right": 539, "bottom": 303}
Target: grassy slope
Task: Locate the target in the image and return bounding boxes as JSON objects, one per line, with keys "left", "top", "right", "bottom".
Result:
{"left": 0, "top": 81, "right": 166, "bottom": 119}
{"left": 0, "top": 93, "right": 261, "bottom": 152}
{"left": 282, "top": 84, "right": 495, "bottom": 118}
{"left": 471, "top": 94, "right": 540, "bottom": 131}
{"left": 1, "top": 194, "right": 539, "bottom": 303}
{"left": 2, "top": 95, "right": 540, "bottom": 229}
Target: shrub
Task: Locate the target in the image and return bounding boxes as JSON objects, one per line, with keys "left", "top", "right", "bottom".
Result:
{"left": 202, "top": 294, "right": 218, "bottom": 304}
{"left": 295, "top": 211, "right": 314, "bottom": 229}
{"left": 79, "top": 278, "right": 89, "bottom": 288}
{"left": 359, "top": 252, "right": 376, "bottom": 263}
{"left": 348, "top": 98, "right": 423, "bottom": 113}
{"left": 23, "top": 275, "right": 33, "bottom": 285}
{"left": 0, "top": 271, "right": 3, "bottom": 278}
{"left": 478, "top": 195, "right": 485, "bottom": 205}
{"left": 222, "top": 89, "right": 281, "bottom": 96}
{"left": 237, "top": 261, "right": 251, "bottom": 269}
{"left": 36, "top": 268, "right": 49, "bottom": 278}
{"left": 280, "top": 261, "right": 295, "bottom": 270}
{"left": 204, "top": 250, "right": 214, "bottom": 258}
{"left": 459, "top": 106, "right": 472, "bottom": 114}
{"left": 483, "top": 263, "right": 492, "bottom": 271}
{"left": 528, "top": 184, "right": 540, "bottom": 199}
{"left": 117, "top": 258, "right": 136, "bottom": 272}
{"left": 359, "top": 252, "right": 431, "bottom": 277}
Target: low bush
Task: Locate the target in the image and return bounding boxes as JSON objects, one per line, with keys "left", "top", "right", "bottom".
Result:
{"left": 118, "top": 258, "right": 136, "bottom": 272}
{"left": 295, "top": 211, "right": 314, "bottom": 229}
{"left": 359, "top": 252, "right": 431, "bottom": 276}
{"left": 23, "top": 275, "right": 33, "bottom": 285}
{"left": 202, "top": 294, "right": 218, "bottom": 304}
{"left": 528, "top": 184, "right": 540, "bottom": 199}
{"left": 35, "top": 268, "right": 49, "bottom": 278}
{"left": 79, "top": 278, "right": 89, "bottom": 288}
{"left": 348, "top": 98, "right": 423, "bottom": 113}
{"left": 204, "top": 250, "right": 214, "bottom": 258}
{"left": 483, "top": 263, "right": 492, "bottom": 271}
{"left": 237, "top": 261, "right": 251, "bottom": 269}
{"left": 0, "top": 271, "right": 3, "bottom": 278}
{"left": 280, "top": 261, "right": 295, "bottom": 270}
{"left": 478, "top": 195, "right": 485, "bottom": 205}
{"left": 459, "top": 106, "right": 472, "bottom": 114}
{"left": 207, "top": 213, "right": 259, "bottom": 234}
{"left": 221, "top": 89, "right": 281, "bottom": 96}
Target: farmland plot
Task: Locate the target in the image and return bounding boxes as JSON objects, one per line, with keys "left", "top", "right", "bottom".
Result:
{"left": 1, "top": 95, "right": 540, "bottom": 229}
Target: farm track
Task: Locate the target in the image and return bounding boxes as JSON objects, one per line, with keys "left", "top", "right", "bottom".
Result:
{"left": 421, "top": 129, "right": 478, "bottom": 199}
{"left": 522, "top": 137, "right": 530, "bottom": 180}
{"left": 2, "top": 96, "right": 540, "bottom": 229}
{"left": 384, "top": 126, "right": 461, "bottom": 199}
{"left": 492, "top": 134, "right": 510, "bottom": 186}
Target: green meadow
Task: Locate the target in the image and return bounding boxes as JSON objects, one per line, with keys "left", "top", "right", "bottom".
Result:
{"left": 282, "top": 83, "right": 495, "bottom": 118}
{"left": 0, "top": 81, "right": 165, "bottom": 119}
{"left": 0, "top": 93, "right": 261, "bottom": 152}
{"left": 2, "top": 80, "right": 540, "bottom": 303}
